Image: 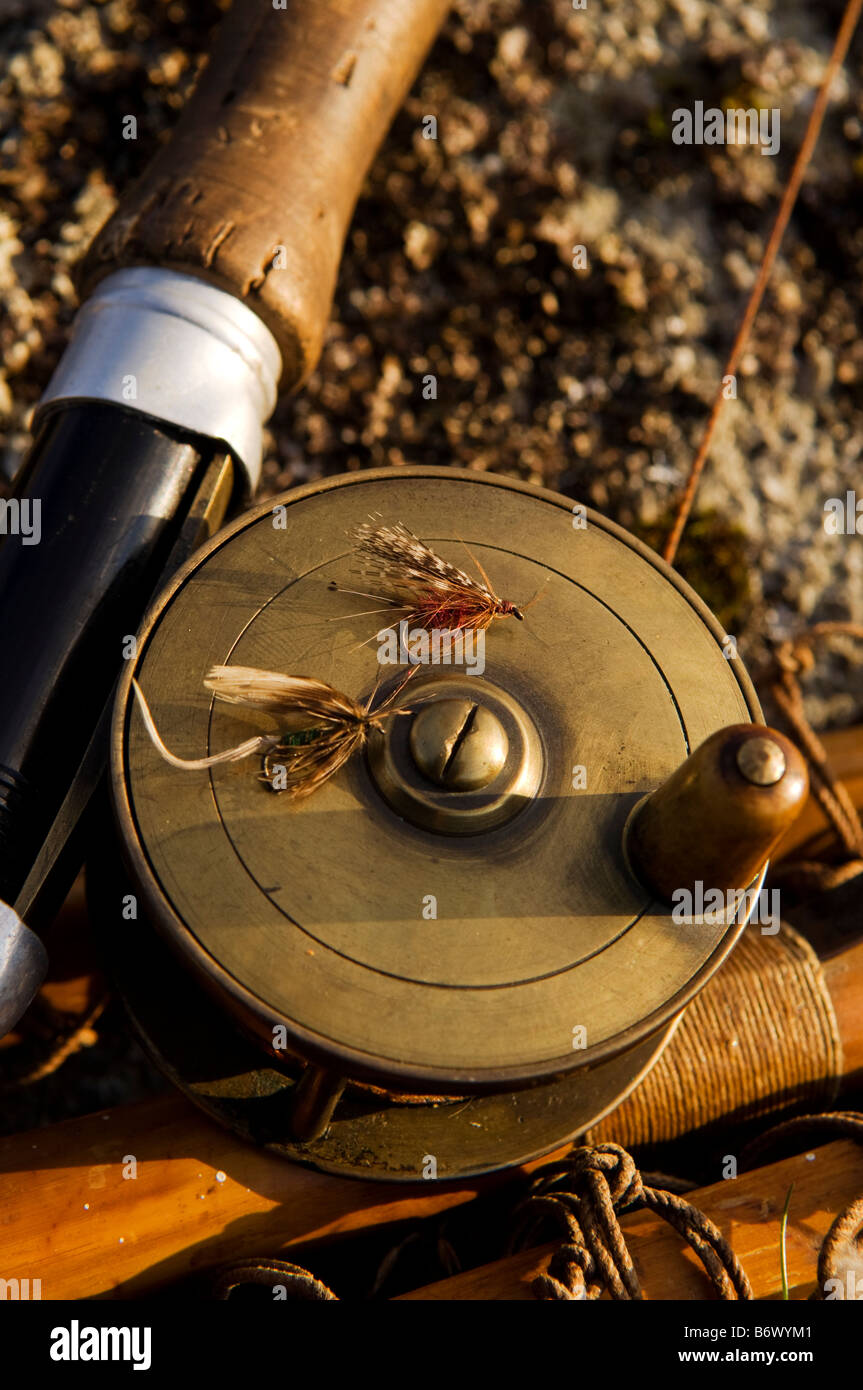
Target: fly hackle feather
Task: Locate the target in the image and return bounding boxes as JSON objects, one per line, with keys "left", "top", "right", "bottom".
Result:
{"left": 347, "top": 517, "right": 525, "bottom": 634}
{"left": 132, "top": 667, "right": 411, "bottom": 801}
{"left": 203, "top": 667, "right": 362, "bottom": 729}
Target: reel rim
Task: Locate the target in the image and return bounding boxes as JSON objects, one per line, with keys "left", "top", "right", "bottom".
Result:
{"left": 111, "top": 466, "right": 763, "bottom": 1095}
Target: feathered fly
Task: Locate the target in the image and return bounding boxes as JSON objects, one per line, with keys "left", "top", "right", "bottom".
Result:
{"left": 132, "top": 665, "right": 412, "bottom": 801}
{"left": 345, "top": 519, "right": 525, "bottom": 635}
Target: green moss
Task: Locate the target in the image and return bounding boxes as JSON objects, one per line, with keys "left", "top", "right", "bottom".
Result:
{"left": 630, "top": 510, "right": 752, "bottom": 633}
{"left": 721, "top": 85, "right": 771, "bottom": 114}
{"left": 646, "top": 109, "right": 668, "bottom": 139}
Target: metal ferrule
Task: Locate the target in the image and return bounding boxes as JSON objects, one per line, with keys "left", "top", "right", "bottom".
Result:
{"left": 0, "top": 901, "right": 48, "bottom": 1039}
{"left": 35, "top": 268, "right": 282, "bottom": 492}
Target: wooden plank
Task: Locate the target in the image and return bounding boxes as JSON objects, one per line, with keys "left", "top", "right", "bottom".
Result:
{"left": 397, "top": 1140, "right": 863, "bottom": 1300}
{"left": 0, "top": 1094, "right": 494, "bottom": 1299}
{"left": 0, "top": 1092, "right": 575, "bottom": 1299}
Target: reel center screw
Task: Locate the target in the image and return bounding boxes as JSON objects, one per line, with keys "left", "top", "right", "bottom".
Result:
{"left": 409, "top": 699, "right": 509, "bottom": 791}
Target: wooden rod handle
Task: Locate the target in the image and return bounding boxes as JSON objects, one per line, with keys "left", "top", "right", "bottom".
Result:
{"left": 586, "top": 922, "right": 856, "bottom": 1149}
{"left": 80, "top": 0, "right": 452, "bottom": 390}
{"left": 823, "top": 939, "right": 863, "bottom": 1077}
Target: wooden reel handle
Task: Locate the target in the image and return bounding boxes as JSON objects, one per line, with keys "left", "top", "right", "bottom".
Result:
{"left": 80, "top": 0, "right": 452, "bottom": 390}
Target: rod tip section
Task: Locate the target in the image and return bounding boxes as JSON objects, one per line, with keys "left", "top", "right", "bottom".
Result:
{"left": 626, "top": 724, "right": 809, "bottom": 904}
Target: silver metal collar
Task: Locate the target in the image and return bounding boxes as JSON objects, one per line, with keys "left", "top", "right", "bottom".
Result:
{"left": 35, "top": 268, "right": 282, "bottom": 492}
{"left": 0, "top": 901, "right": 48, "bottom": 1039}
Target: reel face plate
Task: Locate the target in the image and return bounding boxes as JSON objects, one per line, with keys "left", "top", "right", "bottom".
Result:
{"left": 114, "top": 468, "right": 759, "bottom": 1104}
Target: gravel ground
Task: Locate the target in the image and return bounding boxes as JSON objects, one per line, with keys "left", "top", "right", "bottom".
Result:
{"left": 1, "top": 2, "right": 862, "bottom": 1138}
{"left": 2, "top": 0, "right": 863, "bottom": 716}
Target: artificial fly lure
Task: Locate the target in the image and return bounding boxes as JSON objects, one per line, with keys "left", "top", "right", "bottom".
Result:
{"left": 132, "top": 666, "right": 413, "bottom": 801}
{"left": 344, "top": 519, "right": 527, "bottom": 636}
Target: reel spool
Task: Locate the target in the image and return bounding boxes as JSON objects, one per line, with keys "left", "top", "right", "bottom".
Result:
{"left": 104, "top": 467, "right": 782, "bottom": 1180}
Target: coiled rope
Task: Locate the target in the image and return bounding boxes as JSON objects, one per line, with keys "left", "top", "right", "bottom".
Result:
{"left": 509, "top": 1142, "right": 751, "bottom": 1301}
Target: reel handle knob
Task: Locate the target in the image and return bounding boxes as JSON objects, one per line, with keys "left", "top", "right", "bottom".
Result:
{"left": 626, "top": 724, "right": 809, "bottom": 903}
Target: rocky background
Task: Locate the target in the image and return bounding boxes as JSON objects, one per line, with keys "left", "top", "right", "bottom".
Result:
{"left": 2, "top": 0, "right": 862, "bottom": 705}
{"left": 1, "top": 2, "right": 861, "bottom": 1147}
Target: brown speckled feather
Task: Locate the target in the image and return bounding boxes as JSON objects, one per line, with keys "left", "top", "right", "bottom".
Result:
{"left": 348, "top": 517, "right": 524, "bottom": 631}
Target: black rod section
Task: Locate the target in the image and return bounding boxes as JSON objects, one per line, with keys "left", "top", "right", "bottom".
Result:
{"left": 0, "top": 402, "right": 227, "bottom": 906}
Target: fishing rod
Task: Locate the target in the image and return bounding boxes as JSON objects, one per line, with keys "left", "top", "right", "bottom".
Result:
{"left": 0, "top": 0, "right": 452, "bottom": 1035}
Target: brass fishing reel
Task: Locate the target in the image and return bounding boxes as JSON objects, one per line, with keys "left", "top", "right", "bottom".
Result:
{"left": 101, "top": 467, "right": 803, "bottom": 1180}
